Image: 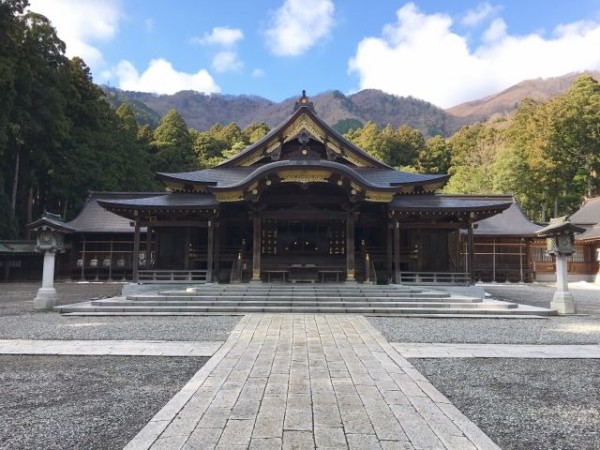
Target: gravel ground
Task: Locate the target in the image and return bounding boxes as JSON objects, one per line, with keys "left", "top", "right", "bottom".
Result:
{"left": 0, "top": 282, "right": 240, "bottom": 341}
{"left": 0, "top": 354, "right": 207, "bottom": 450}
{"left": 482, "top": 282, "right": 600, "bottom": 314}
{"left": 369, "top": 283, "right": 600, "bottom": 345}
{"left": 410, "top": 358, "right": 600, "bottom": 450}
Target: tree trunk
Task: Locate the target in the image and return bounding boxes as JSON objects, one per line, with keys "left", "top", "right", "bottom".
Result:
{"left": 26, "top": 185, "right": 34, "bottom": 239}
{"left": 10, "top": 147, "right": 20, "bottom": 219}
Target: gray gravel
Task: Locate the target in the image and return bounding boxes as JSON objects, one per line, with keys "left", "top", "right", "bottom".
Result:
{"left": 369, "top": 283, "right": 600, "bottom": 345}
{"left": 0, "top": 354, "right": 207, "bottom": 450}
{"left": 410, "top": 358, "right": 600, "bottom": 450}
{"left": 482, "top": 283, "right": 600, "bottom": 314}
{"left": 369, "top": 315, "right": 600, "bottom": 344}
{"left": 0, "top": 282, "right": 240, "bottom": 340}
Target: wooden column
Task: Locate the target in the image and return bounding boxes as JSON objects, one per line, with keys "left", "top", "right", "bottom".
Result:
{"left": 214, "top": 222, "right": 220, "bottom": 282}
{"left": 252, "top": 214, "right": 261, "bottom": 282}
{"left": 393, "top": 221, "right": 400, "bottom": 284}
{"left": 467, "top": 220, "right": 475, "bottom": 285}
{"left": 145, "top": 227, "right": 152, "bottom": 270}
{"left": 346, "top": 211, "right": 356, "bottom": 282}
{"left": 132, "top": 214, "right": 140, "bottom": 283}
{"left": 206, "top": 220, "right": 214, "bottom": 282}
{"left": 386, "top": 222, "right": 393, "bottom": 283}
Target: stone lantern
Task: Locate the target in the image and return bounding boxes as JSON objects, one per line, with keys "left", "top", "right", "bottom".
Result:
{"left": 536, "top": 216, "right": 585, "bottom": 314}
{"left": 27, "top": 212, "right": 72, "bottom": 311}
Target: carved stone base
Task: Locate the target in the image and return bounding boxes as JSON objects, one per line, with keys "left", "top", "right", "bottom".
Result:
{"left": 551, "top": 291, "right": 577, "bottom": 315}
{"left": 33, "top": 287, "right": 59, "bottom": 311}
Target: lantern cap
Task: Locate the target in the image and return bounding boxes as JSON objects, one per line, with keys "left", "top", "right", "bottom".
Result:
{"left": 536, "top": 216, "right": 585, "bottom": 237}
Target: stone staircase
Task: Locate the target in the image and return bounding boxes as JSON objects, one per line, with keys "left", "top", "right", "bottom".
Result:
{"left": 55, "top": 283, "right": 554, "bottom": 316}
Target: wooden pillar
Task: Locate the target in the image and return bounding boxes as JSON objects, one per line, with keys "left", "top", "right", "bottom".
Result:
{"left": 206, "top": 220, "right": 214, "bottom": 282}
{"left": 346, "top": 211, "right": 355, "bottom": 282}
{"left": 467, "top": 221, "right": 475, "bottom": 285}
{"left": 492, "top": 238, "right": 496, "bottom": 282}
{"left": 133, "top": 215, "right": 140, "bottom": 283}
{"left": 393, "top": 221, "right": 400, "bottom": 284}
{"left": 386, "top": 222, "right": 393, "bottom": 283}
{"left": 145, "top": 227, "right": 152, "bottom": 269}
{"left": 252, "top": 214, "right": 261, "bottom": 282}
{"left": 214, "top": 222, "right": 221, "bottom": 282}
{"left": 519, "top": 238, "right": 524, "bottom": 282}
{"left": 80, "top": 239, "right": 86, "bottom": 281}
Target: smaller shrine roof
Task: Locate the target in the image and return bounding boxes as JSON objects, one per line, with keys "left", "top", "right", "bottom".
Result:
{"left": 577, "top": 225, "right": 600, "bottom": 242}
{"left": 473, "top": 197, "right": 542, "bottom": 237}
{"left": 0, "top": 240, "right": 38, "bottom": 254}
{"left": 66, "top": 192, "right": 162, "bottom": 233}
{"left": 569, "top": 196, "right": 600, "bottom": 226}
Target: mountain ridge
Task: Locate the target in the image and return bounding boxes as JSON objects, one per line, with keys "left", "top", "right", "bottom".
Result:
{"left": 103, "top": 71, "right": 600, "bottom": 138}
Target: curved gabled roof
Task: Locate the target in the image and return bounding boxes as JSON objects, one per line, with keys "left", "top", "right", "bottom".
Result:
{"left": 157, "top": 160, "right": 448, "bottom": 192}
{"left": 214, "top": 98, "right": 390, "bottom": 169}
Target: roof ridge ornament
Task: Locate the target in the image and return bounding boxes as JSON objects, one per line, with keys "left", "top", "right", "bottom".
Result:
{"left": 293, "top": 90, "right": 316, "bottom": 113}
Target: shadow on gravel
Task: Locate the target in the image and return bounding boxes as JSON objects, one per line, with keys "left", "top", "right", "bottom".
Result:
{"left": 411, "top": 358, "right": 600, "bottom": 450}
{"left": 0, "top": 355, "right": 208, "bottom": 450}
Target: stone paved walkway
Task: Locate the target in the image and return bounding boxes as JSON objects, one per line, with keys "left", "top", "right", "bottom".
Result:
{"left": 0, "top": 339, "right": 222, "bottom": 356}
{"left": 392, "top": 342, "right": 600, "bottom": 359}
{"left": 124, "top": 314, "right": 500, "bottom": 450}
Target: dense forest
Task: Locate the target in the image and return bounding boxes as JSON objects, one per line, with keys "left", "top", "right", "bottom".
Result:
{"left": 1, "top": 0, "right": 599, "bottom": 239}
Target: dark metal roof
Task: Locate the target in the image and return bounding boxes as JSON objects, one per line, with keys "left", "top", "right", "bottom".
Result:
{"left": 569, "top": 196, "right": 600, "bottom": 225}
{"left": 474, "top": 198, "right": 543, "bottom": 237}
{"left": 390, "top": 194, "right": 512, "bottom": 212}
{"left": 98, "top": 193, "right": 219, "bottom": 210}
{"left": 158, "top": 160, "right": 447, "bottom": 191}
{"left": 65, "top": 192, "right": 162, "bottom": 233}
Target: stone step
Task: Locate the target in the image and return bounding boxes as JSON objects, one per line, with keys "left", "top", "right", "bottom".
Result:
{"left": 126, "top": 294, "right": 460, "bottom": 303}
{"left": 56, "top": 304, "right": 546, "bottom": 315}
{"left": 91, "top": 299, "right": 491, "bottom": 308}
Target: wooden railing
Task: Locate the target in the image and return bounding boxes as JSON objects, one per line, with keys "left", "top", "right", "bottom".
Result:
{"left": 396, "top": 272, "right": 469, "bottom": 285}
{"left": 137, "top": 270, "right": 208, "bottom": 283}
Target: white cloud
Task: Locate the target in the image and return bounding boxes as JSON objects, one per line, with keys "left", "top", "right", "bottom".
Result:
{"left": 252, "top": 68, "right": 266, "bottom": 78}
{"left": 212, "top": 51, "right": 243, "bottom": 73}
{"left": 348, "top": 3, "right": 600, "bottom": 108}
{"left": 266, "top": 0, "right": 335, "bottom": 56}
{"left": 115, "top": 59, "right": 220, "bottom": 95}
{"left": 28, "top": 0, "right": 121, "bottom": 69}
{"left": 462, "top": 2, "right": 500, "bottom": 27}
{"left": 192, "top": 27, "right": 244, "bottom": 47}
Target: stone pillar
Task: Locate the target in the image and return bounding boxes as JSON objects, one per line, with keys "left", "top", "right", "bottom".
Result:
{"left": 251, "top": 214, "right": 261, "bottom": 282}
{"left": 346, "top": 212, "right": 356, "bottom": 283}
{"left": 34, "top": 250, "right": 59, "bottom": 310}
{"left": 552, "top": 254, "right": 576, "bottom": 314}
{"left": 206, "top": 220, "right": 214, "bottom": 283}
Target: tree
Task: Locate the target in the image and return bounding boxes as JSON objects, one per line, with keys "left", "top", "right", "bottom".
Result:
{"left": 151, "top": 109, "right": 196, "bottom": 173}
{"left": 417, "top": 135, "right": 451, "bottom": 174}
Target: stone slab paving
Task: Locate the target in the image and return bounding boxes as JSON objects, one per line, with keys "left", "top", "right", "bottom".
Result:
{"left": 124, "top": 314, "right": 501, "bottom": 450}
{"left": 0, "top": 339, "right": 223, "bottom": 356}
{"left": 392, "top": 343, "right": 600, "bottom": 359}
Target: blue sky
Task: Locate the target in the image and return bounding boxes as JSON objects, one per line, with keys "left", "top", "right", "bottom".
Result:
{"left": 28, "top": 0, "right": 600, "bottom": 108}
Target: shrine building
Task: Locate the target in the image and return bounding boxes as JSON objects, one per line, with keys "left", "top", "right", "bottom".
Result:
{"left": 89, "top": 92, "right": 516, "bottom": 285}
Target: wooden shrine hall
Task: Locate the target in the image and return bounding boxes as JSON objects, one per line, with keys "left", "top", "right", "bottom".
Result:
{"left": 98, "top": 92, "right": 513, "bottom": 285}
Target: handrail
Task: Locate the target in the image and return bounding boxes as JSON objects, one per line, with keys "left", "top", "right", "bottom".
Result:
{"left": 138, "top": 270, "right": 207, "bottom": 283}
{"left": 397, "top": 271, "right": 469, "bottom": 285}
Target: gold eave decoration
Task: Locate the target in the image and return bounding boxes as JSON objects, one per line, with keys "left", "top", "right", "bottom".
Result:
{"left": 214, "top": 191, "right": 244, "bottom": 202}
{"left": 278, "top": 169, "right": 330, "bottom": 183}
{"left": 365, "top": 191, "right": 395, "bottom": 202}
{"left": 283, "top": 115, "right": 325, "bottom": 144}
